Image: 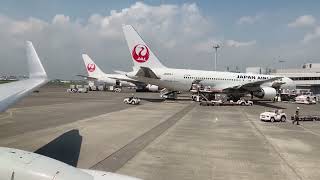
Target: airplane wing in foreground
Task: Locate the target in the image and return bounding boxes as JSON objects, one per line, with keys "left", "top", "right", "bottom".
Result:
{"left": 0, "top": 41, "right": 48, "bottom": 112}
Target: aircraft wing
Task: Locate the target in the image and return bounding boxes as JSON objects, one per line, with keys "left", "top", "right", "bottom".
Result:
{"left": 108, "top": 76, "right": 146, "bottom": 86}
{"left": 0, "top": 41, "right": 48, "bottom": 112}
{"left": 109, "top": 67, "right": 159, "bottom": 83}
{"left": 224, "top": 77, "right": 283, "bottom": 92}
{"left": 76, "top": 74, "right": 98, "bottom": 81}
{"left": 135, "top": 67, "right": 160, "bottom": 79}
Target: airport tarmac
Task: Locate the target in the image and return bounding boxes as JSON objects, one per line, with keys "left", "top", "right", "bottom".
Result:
{"left": 0, "top": 86, "right": 320, "bottom": 180}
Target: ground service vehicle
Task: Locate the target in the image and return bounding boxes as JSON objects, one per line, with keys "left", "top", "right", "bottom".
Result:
{"left": 295, "top": 95, "right": 317, "bottom": 104}
{"left": 260, "top": 110, "right": 287, "bottom": 122}
{"left": 237, "top": 99, "right": 253, "bottom": 106}
{"left": 123, "top": 97, "right": 141, "bottom": 105}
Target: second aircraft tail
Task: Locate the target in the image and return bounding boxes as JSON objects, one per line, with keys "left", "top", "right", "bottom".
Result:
{"left": 82, "top": 54, "right": 106, "bottom": 78}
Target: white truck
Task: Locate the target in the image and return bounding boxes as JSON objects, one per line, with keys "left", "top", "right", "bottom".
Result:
{"left": 260, "top": 110, "right": 287, "bottom": 122}
{"left": 67, "top": 85, "right": 88, "bottom": 93}
{"left": 295, "top": 95, "right": 317, "bottom": 104}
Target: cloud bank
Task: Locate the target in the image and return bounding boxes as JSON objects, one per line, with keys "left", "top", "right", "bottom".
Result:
{"left": 226, "top": 40, "right": 256, "bottom": 48}
{"left": 0, "top": 2, "right": 319, "bottom": 79}
{"left": 237, "top": 15, "right": 261, "bottom": 25}
{"left": 288, "top": 15, "right": 316, "bottom": 28}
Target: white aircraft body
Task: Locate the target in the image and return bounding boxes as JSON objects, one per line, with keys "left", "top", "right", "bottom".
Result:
{"left": 122, "top": 25, "right": 296, "bottom": 100}
{"left": 0, "top": 42, "right": 140, "bottom": 180}
{"left": 0, "top": 147, "right": 141, "bottom": 180}
{"left": 81, "top": 54, "right": 159, "bottom": 92}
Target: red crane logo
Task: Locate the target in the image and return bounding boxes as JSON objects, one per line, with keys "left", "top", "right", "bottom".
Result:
{"left": 87, "top": 63, "right": 96, "bottom": 72}
{"left": 132, "top": 44, "right": 150, "bottom": 63}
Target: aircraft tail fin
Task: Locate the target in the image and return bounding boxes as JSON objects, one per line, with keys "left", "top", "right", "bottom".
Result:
{"left": 82, "top": 54, "right": 106, "bottom": 78}
{"left": 26, "top": 41, "right": 47, "bottom": 79}
{"left": 122, "top": 25, "right": 166, "bottom": 69}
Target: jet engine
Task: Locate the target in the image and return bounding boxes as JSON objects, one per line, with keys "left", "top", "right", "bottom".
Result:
{"left": 146, "top": 84, "right": 159, "bottom": 92}
{"left": 253, "top": 86, "right": 277, "bottom": 100}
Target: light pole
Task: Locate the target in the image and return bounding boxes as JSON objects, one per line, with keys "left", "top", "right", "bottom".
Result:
{"left": 213, "top": 44, "right": 220, "bottom": 71}
{"left": 279, "top": 60, "right": 285, "bottom": 70}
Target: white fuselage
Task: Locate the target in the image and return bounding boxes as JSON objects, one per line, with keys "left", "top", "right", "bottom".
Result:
{"left": 129, "top": 68, "right": 295, "bottom": 92}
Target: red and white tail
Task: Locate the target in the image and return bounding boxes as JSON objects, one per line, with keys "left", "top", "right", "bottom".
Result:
{"left": 122, "top": 25, "right": 167, "bottom": 69}
{"left": 82, "top": 54, "right": 105, "bottom": 78}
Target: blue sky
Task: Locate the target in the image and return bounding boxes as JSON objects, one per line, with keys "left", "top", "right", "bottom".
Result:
{"left": 1, "top": 0, "right": 319, "bottom": 44}
{"left": 3, "top": 1, "right": 319, "bottom": 23}
{"left": 0, "top": 1, "right": 319, "bottom": 79}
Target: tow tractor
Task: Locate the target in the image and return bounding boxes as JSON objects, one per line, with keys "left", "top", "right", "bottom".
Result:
{"left": 236, "top": 99, "right": 253, "bottom": 106}
{"left": 123, "top": 96, "right": 140, "bottom": 105}
{"left": 260, "top": 109, "right": 287, "bottom": 122}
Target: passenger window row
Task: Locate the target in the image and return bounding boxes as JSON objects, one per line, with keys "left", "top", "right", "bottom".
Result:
{"left": 183, "top": 76, "right": 241, "bottom": 81}
{"left": 290, "top": 77, "right": 320, "bottom": 81}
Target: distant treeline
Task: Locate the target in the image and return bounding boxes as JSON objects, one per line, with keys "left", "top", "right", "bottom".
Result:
{"left": 0, "top": 80, "right": 17, "bottom": 84}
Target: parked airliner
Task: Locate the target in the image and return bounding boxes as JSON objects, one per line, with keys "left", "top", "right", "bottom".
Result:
{"left": 81, "top": 54, "right": 159, "bottom": 92}
{"left": 122, "top": 25, "right": 295, "bottom": 100}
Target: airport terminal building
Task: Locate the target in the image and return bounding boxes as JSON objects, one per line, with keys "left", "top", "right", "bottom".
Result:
{"left": 272, "top": 63, "right": 320, "bottom": 94}
{"left": 246, "top": 63, "right": 320, "bottom": 94}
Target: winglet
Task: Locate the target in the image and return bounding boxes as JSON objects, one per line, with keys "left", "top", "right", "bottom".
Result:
{"left": 26, "top": 41, "right": 47, "bottom": 79}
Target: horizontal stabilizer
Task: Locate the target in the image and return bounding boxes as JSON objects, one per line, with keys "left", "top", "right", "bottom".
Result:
{"left": 114, "top": 70, "right": 127, "bottom": 75}
{"left": 76, "top": 75, "right": 98, "bottom": 81}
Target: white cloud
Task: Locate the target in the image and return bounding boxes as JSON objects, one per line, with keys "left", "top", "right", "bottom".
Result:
{"left": 193, "top": 38, "right": 221, "bottom": 53}
{"left": 0, "top": 15, "right": 47, "bottom": 35}
{"left": 1, "top": 2, "right": 318, "bottom": 78}
{"left": 303, "top": 26, "right": 320, "bottom": 43}
{"left": 0, "top": 2, "right": 218, "bottom": 78}
{"left": 86, "top": 2, "right": 212, "bottom": 40}
{"left": 288, "top": 15, "right": 316, "bottom": 28}
{"left": 52, "top": 14, "right": 70, "bottom": 24}
{"left": 237, "top": 15, "right": 261, "bottom": 25}
{"left": 226, "top": 40, "right": 256, "bottom": 48}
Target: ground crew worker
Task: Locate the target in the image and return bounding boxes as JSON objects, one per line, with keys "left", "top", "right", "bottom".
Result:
{"left": 292, "top": 107, "right": 300, "bottom": 125}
